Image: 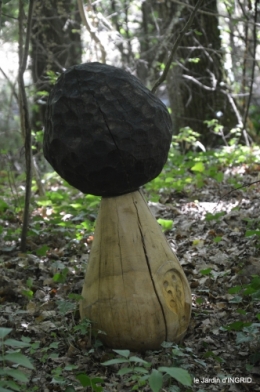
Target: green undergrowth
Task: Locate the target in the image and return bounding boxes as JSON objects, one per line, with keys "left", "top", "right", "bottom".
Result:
{"left": 1, "top": 143, "right": 260, "bottom": 391}
{"left": 1, "top": 143, "right": 260, "bottom": 212}
{"left": 1, "top": 143, "right": 260, "bottom": 249}
{"left": 1, "top": 270, "right": 259, "bottom": 392}
{"left": 146, "top": 144, "right": 260, "bottom": 201}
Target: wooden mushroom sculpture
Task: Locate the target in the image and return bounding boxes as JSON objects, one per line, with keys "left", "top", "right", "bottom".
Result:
{"left": 43, "top": 62, "right": 191, "bottom": 351}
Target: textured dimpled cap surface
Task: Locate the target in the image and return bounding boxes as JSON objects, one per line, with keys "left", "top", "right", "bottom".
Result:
{"left": 43, "top": 62, "right": 172, "bottom": 196}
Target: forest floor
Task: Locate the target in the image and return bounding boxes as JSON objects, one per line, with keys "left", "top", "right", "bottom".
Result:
{"left": 1, "top": 159, "right": 260, "bottom": 392}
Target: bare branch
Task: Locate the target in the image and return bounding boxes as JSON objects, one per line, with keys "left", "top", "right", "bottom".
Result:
{"left": 0, "top": 0, "right": 2, "bottom": 31}
{"left": 222, "top": 179, "right": 260, "bottom": 197}
{"left": 1, "top": 13, "right": 18, "bottom": 20}
{"left": 150, "top": 3, "right": 186, "bottom": 78}
{"left": 0, "top": 67, "right": 19, "bottom": 102}
{"left": 221, "top": 89, "right": 251, "bottom": 146}
{"left": 242, "top": 0, "right": 258, "bottom": 135}
{"left": 20, "top": 0, "right": 34, "bottom": 74}
{"left": 182, "top": 74, "right": 216, "bottom": 92}
{"left": 221, "top": 89, "right": 243, "bottom": 128}
{"left": 171, "top": 0, "right": 260, "bottom": 26}
{"left": 0, "top": 65, "right": 49, "bottom": 188}
{"left": 18, "top": 0, "right": 35, "bottom": 252}
{"left": 77, "top": 0, "right": 106, "bottom": 63}
{"left": 151, "top": 0, "right": 203, "bottom": 94}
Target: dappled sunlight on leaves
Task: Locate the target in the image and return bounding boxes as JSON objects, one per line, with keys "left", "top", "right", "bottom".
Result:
{"left": 0, "top": 145, "right": 260, "bottom": 390}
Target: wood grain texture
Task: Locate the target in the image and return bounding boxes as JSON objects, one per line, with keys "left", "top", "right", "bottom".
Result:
{"left": 80, "top": 190, "right": 191, "bottom": 351}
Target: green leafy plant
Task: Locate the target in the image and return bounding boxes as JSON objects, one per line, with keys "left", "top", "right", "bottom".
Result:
{"left": 0, "top": 198, "right": 9, "bottom": 213}
{"left": 202, "top": 349, "right": 224, "bottom": 364}
{"left": 172, "top": 127, "right": 202, "bottom": 153}
{"left": 204, "top": 119, "right": 224, "bottom": 136}
{"left": 73, "top": 318, "right": 91, "bottom": 335}
{"left": 204, "top": 119, "right": 242, "bottom": 146}
{"left": 221, "top": 320, "right": 260, "bottom": 366}
{"left": 235, "top": 323, "right": 260, "bottom": 345}
{"left": 145, "top": 144, "right": 260, "bottom": 201}
{"left": 76, "top": 373, "right": 104, "bottom": 392}
{"left": 34, "top": 183, "right": 98, "bottom": 244}
{"left": 161, "top": 342, "right": 207, "bottom": 371}
{"left": 21, "top": 277, "right": 34, "bottom": 300}
{"left": 101, "top": 349, "right": 192, "bottom": 391}
{"left": 46, "top": 70, "right": 60, "bottom": 85}
{"left": 53, "top": 266, "right": 69, "bottom": 283}
{"left": 228, "top": 275, "right": 260, "bottom": 303}
{"left": 50, "top": 365, "right": 79, "bottom": 390}
{"left": 101, "top": 349, "right": 151, "bottom": 390}
{"left": 200, "top": 268, "right": 213, "bottom": 276}
{"left": 205, "top": 212, "right": 225, "bottom": 222}
{"left": 72, "top": 317, "right": 104, "bottom": 349}
{"left": 157, "top": 367, "right": 192, "bottom": 389}
{"left": 39, "top": 341, "right": 60, "bottom": 364}
{"left": 220, "top": 276, "right": 260, "bottom": 367}
{"left": 245, "top": 229, "right": 260, "bottom": 237}
{"left": 147, "top": 141, "right": 214, "bottom": 199}
{"left": 36, "top": 244, "right": 49, "bottom": 256}
{"left": 0, "top": 328, "right": 34, "bottom": 392}
{"left": 157, "top": 218, "right": 173, "bottom": 232}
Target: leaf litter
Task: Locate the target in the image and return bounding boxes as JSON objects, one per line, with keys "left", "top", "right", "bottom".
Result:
{"left": 0, "top": 163, "right": 260, "bottom": 391}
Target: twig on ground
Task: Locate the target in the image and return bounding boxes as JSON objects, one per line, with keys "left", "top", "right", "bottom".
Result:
{"left": 222, "top": 179, "right": 260, "bottom": 198}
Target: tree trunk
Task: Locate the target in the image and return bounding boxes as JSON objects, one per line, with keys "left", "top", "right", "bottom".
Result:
{"left": 31, "top": 0, "right": 82, "bottom": 131}
{"left": 137, "top": 0, "right": 237, "bottom": 147}
{"left": 166, "top": 0, "right": 237, "bottom": 146}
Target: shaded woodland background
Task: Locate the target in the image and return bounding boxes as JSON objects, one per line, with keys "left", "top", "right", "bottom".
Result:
{"left": 0, "top": 0, "right": 259, "bottom": 165}
{"left": 1, "top": 2, "right": 260, "bottom": 392}
{"left": 2, "top": 0, "right": 258, "bottom": 251}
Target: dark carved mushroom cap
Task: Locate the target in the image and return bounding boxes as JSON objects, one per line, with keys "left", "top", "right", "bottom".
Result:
{"left": 43, "top": 62, "right": 172, "bottom": 196}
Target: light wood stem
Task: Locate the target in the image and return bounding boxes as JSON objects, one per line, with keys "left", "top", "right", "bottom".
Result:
{"left": 80, "top": 190, "right": 191, "bottom": 351}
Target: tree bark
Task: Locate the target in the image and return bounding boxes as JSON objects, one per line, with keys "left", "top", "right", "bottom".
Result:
{"left": 137, "top": 0, "right": 237, "bottom": 147}
{"left": 166, "top": 0, "right": 237, "bottom": 146}
{"left": 31, "top": 0, "right": 82, "bottom": 131}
